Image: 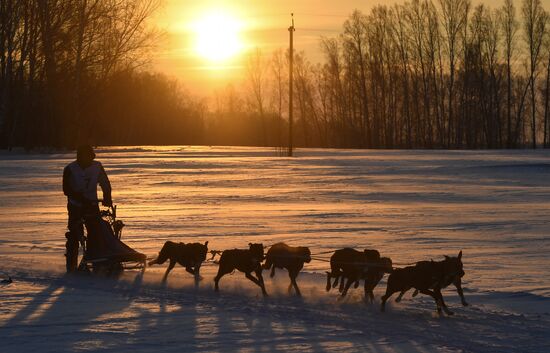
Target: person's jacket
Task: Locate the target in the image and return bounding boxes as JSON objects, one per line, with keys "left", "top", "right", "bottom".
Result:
{"left": 63, "top": 161, "right": 111, "bottom": 206}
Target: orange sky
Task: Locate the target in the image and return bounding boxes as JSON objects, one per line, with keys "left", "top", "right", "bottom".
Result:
{"left": 151, "top": 0, "right": 550, "bottom": 96}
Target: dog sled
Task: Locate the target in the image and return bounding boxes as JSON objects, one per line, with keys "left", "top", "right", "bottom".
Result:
{"left": 75, "top": 203, "right": 147, "bottom": 275}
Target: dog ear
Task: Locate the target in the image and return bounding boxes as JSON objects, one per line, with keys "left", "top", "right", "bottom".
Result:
{"left": 458, "top": 250, "right": 462, "bottom": 260}
{"left": 444, "top": 255, "right": 450, "bottom": 260}
{"left": 204, "top": 241, "right": 209, "bottom": 246}
{"left": 249, "top": 243, "right": 252, "bottom": 247}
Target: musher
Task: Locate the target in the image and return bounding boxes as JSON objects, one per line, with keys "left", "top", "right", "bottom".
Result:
{"left": 63, "top": 145, "right": 112, "bottom": 272}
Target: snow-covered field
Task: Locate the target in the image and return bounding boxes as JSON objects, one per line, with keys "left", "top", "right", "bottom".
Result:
{"left": 1, "top": 146, "right": 549, "bottom": 353}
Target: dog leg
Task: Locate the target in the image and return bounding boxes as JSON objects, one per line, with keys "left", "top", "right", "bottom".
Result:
{"left": 338, "top": 276, "right": 346, "bottom": 293}
{"left": 326, "top": 272, "right": 332, "bottom": 292}
{"left": 333, "top": 272, "right": 340, "bottom": 288}
{"left": 287, "top": 282, "right": 293, "bottom": 293}
{"left": 257, "top": 269, "right": 268, "bottom": 297}
{"left": 194, "top": 263, "right": 203, "bottom": 282}
{"left": 364, "top": 281, "right": 371, "bottom": 303}
{"left": 363, "top": 292, "right": 371, "bottom": 303}
{"left": 194, "top": 263, "right": 201, "bottom": 276}
{"left": 214, "top": 268, "right": 231, "bottom": 292}
{"left": 249, "top": 270, "right": 268, "bottom": 297}
{"left": 270, "top": 266, "right": 276, "bottom": 278}
{"left": 364, "top": 281, "right": 376, "bottom": 304}
{"left": 395, "top": 290, "right": 407, "bottom": 303}
{"left": 292, "top": 279, "right": 301, "bottom": 297}
{"left": 381, "top": 289, "right": 396, "bottom": 312}
{"left": 381, "top": 274, "right": 403, "bottom": 312}
{"left": 289, "top": 270, "right": 301, "bottom": 297}
{"left": 162, "top": 260, "right": 176, "bottom": 283}
{"left": 341, "top": 277, "right": 355, "bottom": 297}
{"left": 418, "top": 289, "right": 442, "bottom": 314}
{"left": 434, "top": 288, "right": 454, "bottom": 315}
{"left": 454, "top": 278, "right": 468, "bottom": 306}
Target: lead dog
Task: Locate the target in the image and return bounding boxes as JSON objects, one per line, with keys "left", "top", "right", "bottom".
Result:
{"left": 395, "top": 257, "right": 468, "bottom": 306}
{"left": 149, "top": 241, "right": 209, "bottom": 282}
{"left": 381, "top": 251, "right": 465, "bottom": 315}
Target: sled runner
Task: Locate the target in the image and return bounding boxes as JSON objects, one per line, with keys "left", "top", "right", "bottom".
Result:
{"left": 76, "top": 203, "right": 146, "bottom": 275}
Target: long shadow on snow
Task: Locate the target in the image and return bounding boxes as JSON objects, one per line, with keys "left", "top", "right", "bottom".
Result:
{"left": 4, "top": 270, "right": 548, "bottom": 353}
{"left": 1, "top": 273, "right": 138, "bottom": 352}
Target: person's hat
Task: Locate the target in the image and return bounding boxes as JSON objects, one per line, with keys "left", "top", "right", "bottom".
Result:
{"left": 76, "top": 144, "right": 96, "bottom": 160}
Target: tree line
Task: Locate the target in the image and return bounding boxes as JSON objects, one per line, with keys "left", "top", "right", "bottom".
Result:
{"left": 231, "top": 0, "right": 550, "bottom": 149}
{"left": 0, "top": 0, "right": 206, "bottom": 149}
{"left": 2, "top": 0, "right": 550, "bottom": 150}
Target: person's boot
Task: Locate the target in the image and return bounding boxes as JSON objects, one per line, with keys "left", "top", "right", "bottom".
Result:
{"left": 65, "top": 232, "right": 79, "bottom": 273}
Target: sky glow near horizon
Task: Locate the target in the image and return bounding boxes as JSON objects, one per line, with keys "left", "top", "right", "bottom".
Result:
{"left": 152, "top": 0, "right": 550, "bottom": 96}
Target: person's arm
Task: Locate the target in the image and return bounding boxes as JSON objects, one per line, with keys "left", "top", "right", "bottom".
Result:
{"left": 63, "top": 166, "right": 84, "bottom": 202}
{"left": 98, "top": 163, "right": 112, "bottom": 206}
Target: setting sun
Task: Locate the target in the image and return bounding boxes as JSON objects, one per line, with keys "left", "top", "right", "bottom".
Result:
{"left": 192, "top": 11, "right": 244, "bottom": 63}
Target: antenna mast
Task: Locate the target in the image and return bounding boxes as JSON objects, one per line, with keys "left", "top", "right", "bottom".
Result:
{"left": 288, "top": 13, "right": 295, "bottom": 157}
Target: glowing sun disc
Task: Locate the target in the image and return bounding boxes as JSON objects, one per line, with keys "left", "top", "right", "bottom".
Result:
{"left": 193, "top": 12, "right": 244, "bottom": 62}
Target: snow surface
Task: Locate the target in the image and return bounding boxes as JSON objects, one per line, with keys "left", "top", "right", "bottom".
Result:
{"left": 1, "top": 146, "right": 549, "bottom": 352}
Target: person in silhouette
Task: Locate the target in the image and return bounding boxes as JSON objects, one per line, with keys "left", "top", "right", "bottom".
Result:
{"left": 63, "top": 145, "right": 112, "bottom": 272}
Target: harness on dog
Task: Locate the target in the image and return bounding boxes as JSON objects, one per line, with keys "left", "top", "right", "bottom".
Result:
{"left": 209, "top": 250, "right": 223, "bottom": 260}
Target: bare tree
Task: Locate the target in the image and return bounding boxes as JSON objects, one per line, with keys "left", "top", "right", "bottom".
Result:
{"left": 542, "top": 28, "right": 550, "bottom": 147}
{"left": 438, "top": 0, "right": 470, "bottom": 147}
{"left": 522, "top": 0, "right": 547, "bottom": 148}
{"left": 342, "top": 10, "right": 370, "bottom": 147}
{"left": 270, "top": 49, "right": 286, "bottom": 147}
{"left": 320, "top": 37, "right": 347, "bottom": 146}
{"left": 500, "top": 0, "right": 519, "bottom": 147}
{"left": 392, "top": 3, "right": 412, "bottom": 147}
{"left": 246, "top": 48, "right": 268, "bottom": 145}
